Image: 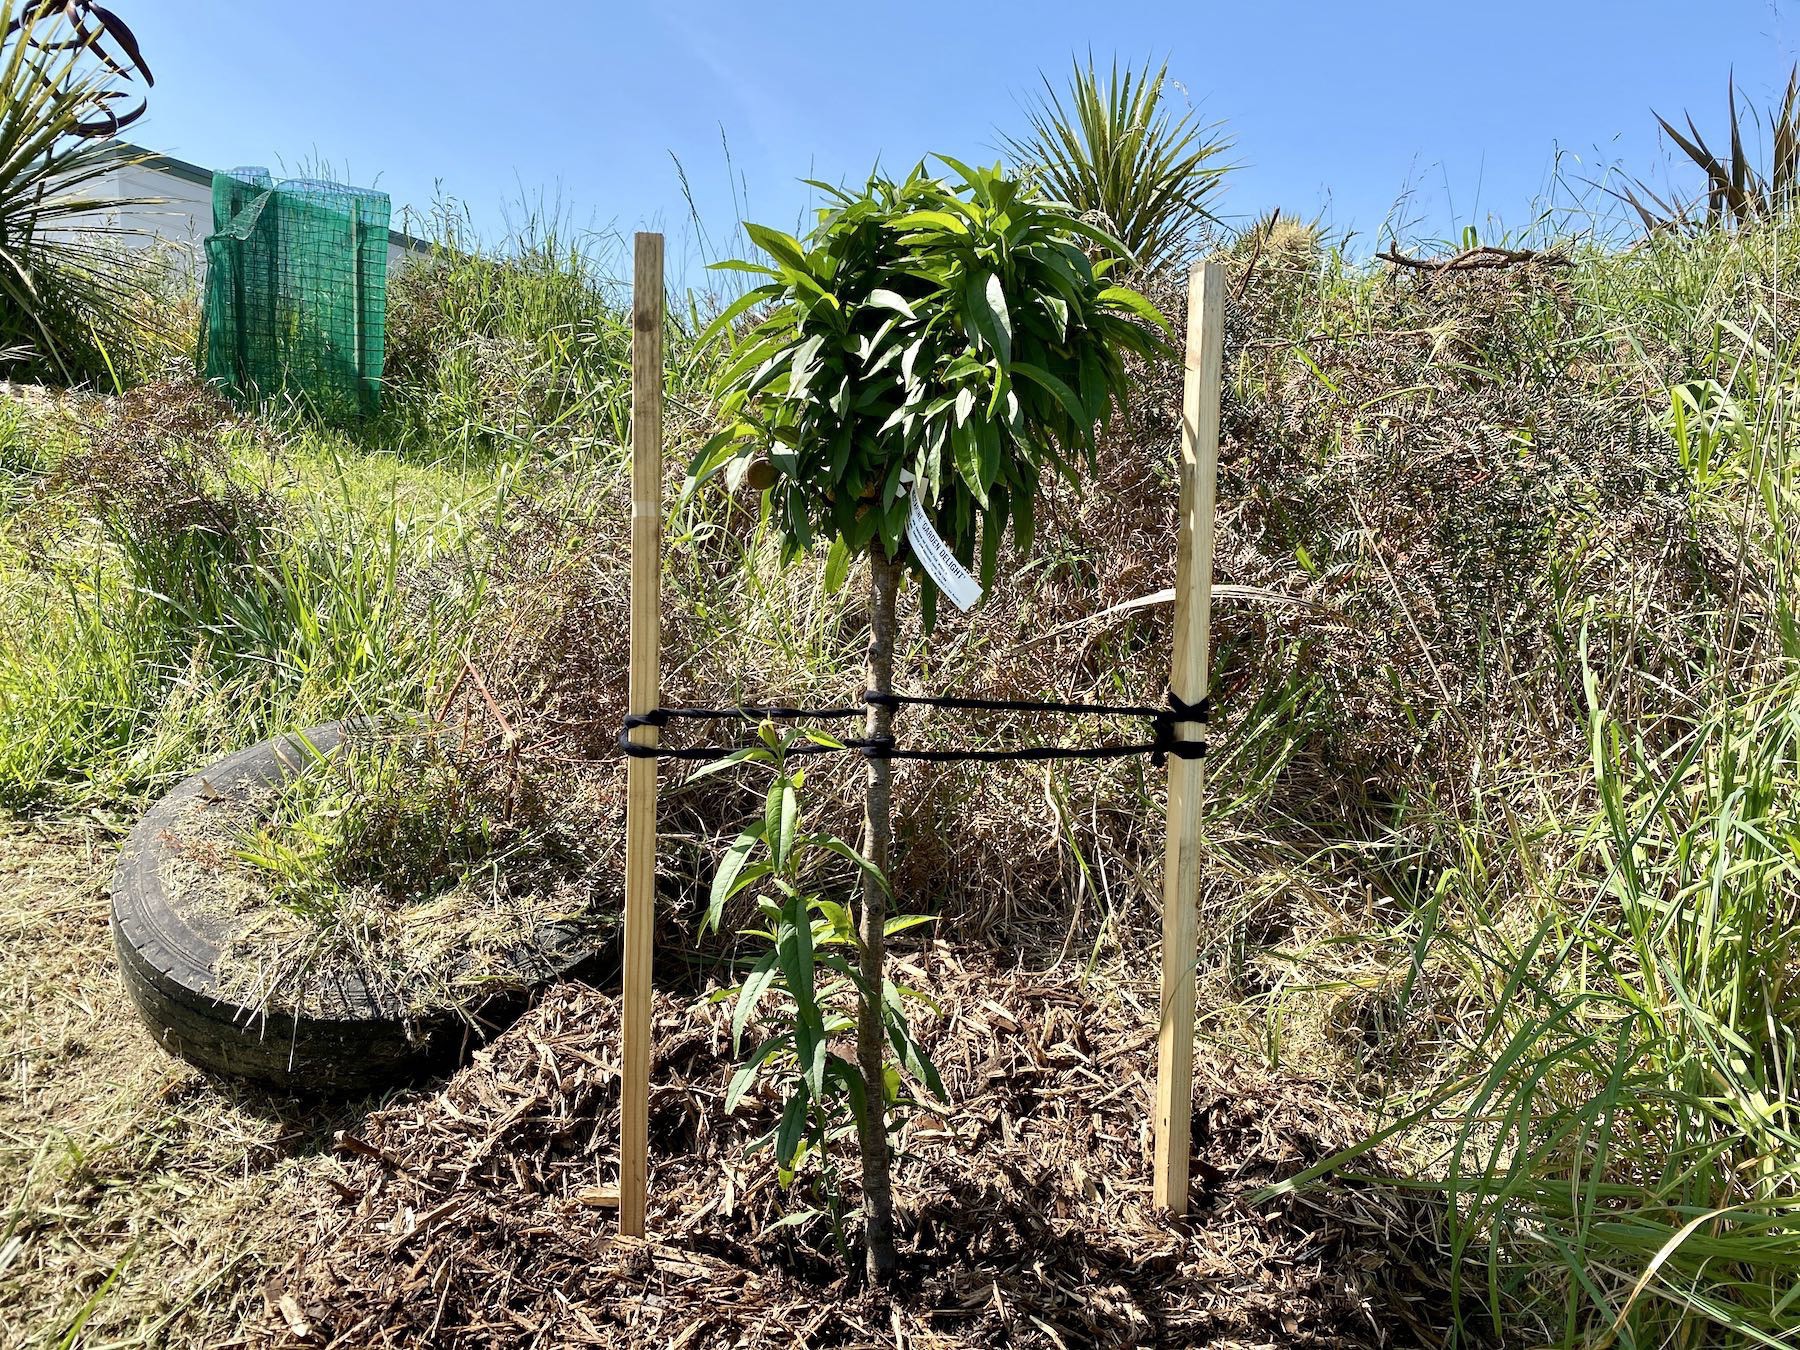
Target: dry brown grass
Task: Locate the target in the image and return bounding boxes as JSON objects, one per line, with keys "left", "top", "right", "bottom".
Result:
{"left": 0, "top": 823, "right": 354, "bottom": 1348}
{"left": 428, "top": 237, "right": 1713, "bottom": 985}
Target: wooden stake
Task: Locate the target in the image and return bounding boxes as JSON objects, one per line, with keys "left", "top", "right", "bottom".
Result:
{"left": 1153, "top": 259, "right": 1224, "bottom": 1214}
{"left": 620, "top": 231, "right": 664, "bottom": 1237}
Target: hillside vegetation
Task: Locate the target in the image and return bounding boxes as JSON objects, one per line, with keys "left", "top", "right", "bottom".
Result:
{"left": 1, "top": 202, "right": 1796, "bottom": 1346}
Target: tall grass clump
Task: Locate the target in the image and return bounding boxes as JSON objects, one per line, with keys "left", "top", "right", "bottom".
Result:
{"left": 380, "top": 203, "right": 723, "bottom": 471}
{"left": 382, "top": 208, "right": 634, "bottom": 463}
{"left": 1318, "top": 671, "right": 1800, "bottom": 1347}
{"left": 0, "top": 385, "right": 493, "bottom": 805}
{"left": 1258, "top": 220, "right": 1800, "bottom": 1346}
{"left": 1473, "top": 255, "right": 1800, "bottom": 1346}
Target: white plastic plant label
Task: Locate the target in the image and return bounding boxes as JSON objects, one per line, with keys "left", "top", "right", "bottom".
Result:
{"left": 905, "top": 496, "right": 983, "bottom": 612}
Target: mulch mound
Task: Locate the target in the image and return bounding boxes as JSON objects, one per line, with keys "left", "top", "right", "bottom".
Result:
{"left": 262, "top": 962, "right": 1450, "bottom": 1348}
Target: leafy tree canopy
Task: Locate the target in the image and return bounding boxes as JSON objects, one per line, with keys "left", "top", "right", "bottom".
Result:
{"left": 694, "top": 157, "right": 1169, "bottom": 621}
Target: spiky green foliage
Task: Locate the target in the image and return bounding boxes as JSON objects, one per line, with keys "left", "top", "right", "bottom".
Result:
{"left": 694, "top": 157, "right": 1167, "bottom": 623}
{"left": 1002, "top": 56, "right": 1231, "bottom": 270}
{"left": 1626, "top": 65, "right": 1799, "bottom": 232}
{"left": 0, "top": 0, "right": 157, "bottom": 381}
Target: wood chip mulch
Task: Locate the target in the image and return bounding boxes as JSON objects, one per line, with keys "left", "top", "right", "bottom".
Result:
{"left": 262, "top": 959, "right": 1453, "bottom": 1348}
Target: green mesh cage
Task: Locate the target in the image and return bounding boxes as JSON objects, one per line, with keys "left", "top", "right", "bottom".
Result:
{"left": 202, "top": 170, "right": 390, "bottom": 415}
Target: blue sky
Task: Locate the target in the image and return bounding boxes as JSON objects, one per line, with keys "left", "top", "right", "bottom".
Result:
{"left": 128, "top": 2, "right": 1796, "bottom": 286}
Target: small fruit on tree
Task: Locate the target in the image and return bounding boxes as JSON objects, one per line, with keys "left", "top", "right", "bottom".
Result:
{"left": 694, "top": 157, "right": 1168, "bottom": 1282}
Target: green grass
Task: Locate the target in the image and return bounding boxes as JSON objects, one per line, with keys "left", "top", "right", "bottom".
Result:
{"left": 0, "top": 422, "right": 496, "bottom": 807}
{"left": 1246, "top": 222, "right": 1800, "bottom": 1346}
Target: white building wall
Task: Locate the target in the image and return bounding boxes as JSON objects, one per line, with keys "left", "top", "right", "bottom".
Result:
{"left": 51, "top": 157, "right": 423, "bottom": 281}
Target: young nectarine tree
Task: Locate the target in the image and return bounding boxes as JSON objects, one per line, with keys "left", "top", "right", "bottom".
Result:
{"left": 695, "top": 157, "right": 1167, "bottom": 1281}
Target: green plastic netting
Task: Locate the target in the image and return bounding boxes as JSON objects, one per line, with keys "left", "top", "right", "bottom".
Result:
{"left": 202, "top": 170, "right": 390, "bottom": 415}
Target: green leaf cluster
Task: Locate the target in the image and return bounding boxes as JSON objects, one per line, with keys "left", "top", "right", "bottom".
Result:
{"left": 693, "top": 158, "right": 1168, "bottom": 621}
{"left": 696, "top": 723, "right": 941, "bottom": 1212}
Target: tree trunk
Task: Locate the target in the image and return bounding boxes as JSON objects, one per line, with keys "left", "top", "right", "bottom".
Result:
{"left": 856, "top": 545, "right": 901, "bottom": 1284}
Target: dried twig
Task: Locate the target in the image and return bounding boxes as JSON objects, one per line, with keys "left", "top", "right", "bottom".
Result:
{"left": 1376, "top": 244, "right": 1572, "bottom": 273}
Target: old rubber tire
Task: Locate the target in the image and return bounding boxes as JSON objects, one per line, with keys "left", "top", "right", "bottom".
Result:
{"left": 111, "top": 724, "right": 588, "bottom": 1096}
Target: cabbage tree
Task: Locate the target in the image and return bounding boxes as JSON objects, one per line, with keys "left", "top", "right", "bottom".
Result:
{"left": 695, "top": 157, "right": 1167, "bottom": 1281}
{"left": 1003, "top": 56, "right": 1231, "bottom": 272}
{"left": 1, "top": 0, "right": 157, "bottom": 380}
